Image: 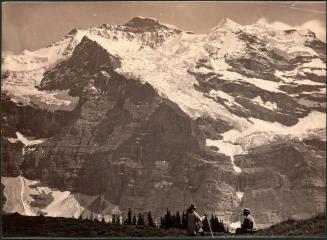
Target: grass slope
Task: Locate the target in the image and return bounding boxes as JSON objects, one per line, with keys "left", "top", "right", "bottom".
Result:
{"left": 1, "top": 213, "right": 325, "bottom": 237}
{"left": 256, "top": 213, "right": 325, "bottom": 236}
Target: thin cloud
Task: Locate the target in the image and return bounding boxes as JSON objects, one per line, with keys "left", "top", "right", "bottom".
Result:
{"left": 256, "top": 18, "right": 326, "bottom": 42}
{"left": 289, "top": 6, "right": 325, "bottom": 14}
{"left": 278, "top": 5, "right": 326, "bottom": 15}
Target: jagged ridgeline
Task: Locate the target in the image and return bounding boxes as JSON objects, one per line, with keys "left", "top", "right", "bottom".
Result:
{"left": 1, "top": 16, "right": 325, "bottom": 230}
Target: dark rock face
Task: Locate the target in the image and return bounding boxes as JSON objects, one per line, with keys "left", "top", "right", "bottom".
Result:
{"left": 1, "top": 95, "right": 76, "bottom": 139}
{"left": 234, "top": 140, "right": 326, "bottom": 224}
{"left": 17, "top": 37, "right": 237, "bottom": 219}
{"left": 225, "top": 31, "right": 302, "bottom": 82}
{"left": 1, "top": 94, "right": 78, "bottom": 177}
{"left": 305, "top": 38, "right": 326, "bottom": 61}
{"left": 40, "top": 37, "right": 121, "bottom": 97}
{"left": 195, "top": 117, "right": 232, "bottom": 140}
{"left": 191, "top": 72, "right": 309, "bottom": 126}
{"left": 124, "top": 17, "right": 169, "bottom": 32}
{"left": 1, "top": 138, "right": 23, "bottom": 177}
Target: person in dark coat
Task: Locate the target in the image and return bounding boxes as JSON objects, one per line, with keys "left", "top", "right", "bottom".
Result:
{"left": 187, "top": 204, "right": 205, "bottom": 236}
{"left": 236, "top": 208, "right": 256, "bottom": 234}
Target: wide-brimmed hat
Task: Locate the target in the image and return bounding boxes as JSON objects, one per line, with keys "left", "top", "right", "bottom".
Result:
{"left": 243, "top": 208, "right": 251, "bottom": 214}
{"left": 189, "top": 204, "right": 196, "bottom": 210}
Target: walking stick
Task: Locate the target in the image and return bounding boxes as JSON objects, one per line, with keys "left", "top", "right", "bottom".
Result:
{"left": 204, "top": 208, "right": 214, "bottom": 238}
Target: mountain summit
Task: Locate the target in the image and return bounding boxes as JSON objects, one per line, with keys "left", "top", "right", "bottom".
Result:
{"left": 210, "top": 17, "right": 242, "bottom": 32}
{"left": 124, "top": 16, "right": 180, "bottom": 32}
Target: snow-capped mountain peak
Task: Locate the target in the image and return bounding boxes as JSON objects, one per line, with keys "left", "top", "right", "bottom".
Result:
{"left": 124, "top": 16, "right": 181, "bottom": 32}
{"left": 210, "top": 17, "right": 242, "bottom": 32}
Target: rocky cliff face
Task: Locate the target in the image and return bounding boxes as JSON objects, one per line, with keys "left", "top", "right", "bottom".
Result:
{"left": 234, "top": 140, "right": 325, "bottom": 224}
{"left": 1, "top": 17, "right": 325, "bottom": 227}
{"left": 3, "top": 37, "right": 238, "bottom": 220}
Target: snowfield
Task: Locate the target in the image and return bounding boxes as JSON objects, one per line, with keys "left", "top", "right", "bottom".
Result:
{"left": 1, "top": 176, "right": 120, "bottom": 220}
{"left": 2, "top": 17, "right": 325, "bottom": 128}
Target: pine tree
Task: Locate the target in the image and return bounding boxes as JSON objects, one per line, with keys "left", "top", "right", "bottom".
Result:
{"left": 175, "top": 211, "right": 182, "bottom": 229}
{"left": 213, "top": 215, "right": 219, "bottom": 232}
{"left": 160, "top": 216, "right": 165, "bottom": 229}
{"left": 112, "top": 214, "right": 116, "bottom": 224}
{"left": 137, "top": 213, "right": 145, "bottom": 225}
{"left": 220, "top": 219, "right": 226, "bottom": 232}
{"left": 171, "top": 214, "right": 176, "bottom": 228}
{"left": 126, "top": 208, "right": 132, "bottom": 225}
{"left": 202, "top": 216, "right": 210, "bottom": 232}
{"left": 210, "top": 214, "right": 216, "bottom": 232}
{"left": 181, "top": 211, "right": 188, "bottom": 229}
{"left": 147, "top": 211, "right": 156, "bottom": 227}
{"left": 132, "top": 214, "right": 137, "bottom": 225}
{"left": 164, "top": 208, "right": 171, "bottom": 229}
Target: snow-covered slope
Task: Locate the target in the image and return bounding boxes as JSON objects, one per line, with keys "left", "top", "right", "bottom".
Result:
{"left": 2, "top": 17, "right": 324, "bottom": 127}
{"left": 2, "top": 176, "right": 119, "bottom": 221}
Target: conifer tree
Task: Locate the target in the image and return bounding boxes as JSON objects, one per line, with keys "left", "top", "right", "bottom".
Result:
{"left": 126, "top": 208, "right": 132, "bottom": 225}
{"left": 112, "top": 214, "right": 116, "bottom": 224}
{"left": 175, "top": 211, "right": 182, "bottom": 229}
{"left": 160, "top": 216, "right": 165, "bottom": 229}
{"left": 132, "top": 214, "right": 137, "bottom": 225}
{"left": 164, "top": 208, "right": 171, "bottom": 229}
{"left": 202, "top": 216, "right": 210, "bottom": 232}
{"left": 220, "top": 219, "right": 226, "bottom": 232}
{"left": 171, "top": 214, "right": 176, "bottom": 228}
{"left": 147, "top": 211, "right": 156, "bottom": 227}
{"left": 137, "top": 213, "right": 145, "bottom": 225}
{"left": 181, "top": 211, "right": 188, "bottom": 229}
{"left": 210, "top": 214, "right": 216, "bottom": 231}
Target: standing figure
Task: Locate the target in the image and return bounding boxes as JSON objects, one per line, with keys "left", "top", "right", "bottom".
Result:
{"left": 187, "top": 204, "right": 205, "bottom": 236}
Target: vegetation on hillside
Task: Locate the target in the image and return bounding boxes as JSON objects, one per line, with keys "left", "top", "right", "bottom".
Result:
{"left": 2, "top": 212, "right": 325, "bottom": 237}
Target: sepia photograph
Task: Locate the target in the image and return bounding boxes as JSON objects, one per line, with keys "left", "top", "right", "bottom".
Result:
{"left": 1, "top": 1, "right": 326, "bottom": 238}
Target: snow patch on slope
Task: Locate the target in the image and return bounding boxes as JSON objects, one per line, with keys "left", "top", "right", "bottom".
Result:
{"left": 236, "top": 191, "right": 244, "bottom": 201}
{"left": 252, "top": 96, "right": 279, "bottom": 111}
{"left": 16, "top": 132, "right": 45, "bottom": 146}
{"left": 1, "top": 176, "right": 120, "bottom": 220}
{"left": 206, "top": 133, "right": 244, "bottom": 173}
{"left": 216, "top": 111, "right": 326, "bottom": 152}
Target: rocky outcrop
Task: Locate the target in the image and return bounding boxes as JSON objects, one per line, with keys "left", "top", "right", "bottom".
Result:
{"left": 191, "top": 71, "right": 309, "bottom": 126}
{"left": 234, "top": 140, "right": 326, "bottom": 224}
{"left": 1, "top": 94, "right": 78, "bottom": 177}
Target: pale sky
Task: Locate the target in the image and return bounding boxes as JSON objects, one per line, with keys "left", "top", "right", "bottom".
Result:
{"left": 2, "top": 1, "right": 326, "bottom": 54}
